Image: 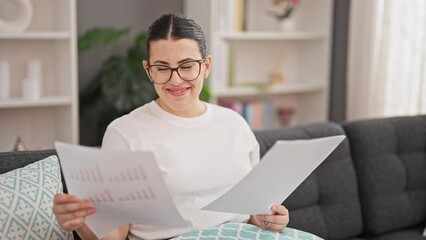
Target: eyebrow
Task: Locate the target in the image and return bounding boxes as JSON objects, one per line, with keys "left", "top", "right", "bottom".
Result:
{"left": 153, "top": 58, "right": 197, "bottom": 65}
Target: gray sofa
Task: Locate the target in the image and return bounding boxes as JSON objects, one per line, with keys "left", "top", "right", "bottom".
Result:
{"left": 1, "top": 115, "right": 425, "bottom": 240}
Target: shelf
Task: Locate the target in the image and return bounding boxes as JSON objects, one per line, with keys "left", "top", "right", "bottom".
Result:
{"left": 221, "top": 31, "right": 327, "bottom": 42}
{"left": 214, "top": 83, "right": 325, "bottom": 98}
{"left": 199, "top": 0, "right": 333, "bottom": 128}
{"left": 0, "top": 32, "right": 71, "bottom": 40}
{"left": 0, "top": 0, "right": 78, "bottom": 151}
{"left": 0, "top": 97, "right": 72, "bottom": 109}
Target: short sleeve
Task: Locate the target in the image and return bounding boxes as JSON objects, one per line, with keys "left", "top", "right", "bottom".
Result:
{"left": 101, "top": 127, "right": 131, "bottom": 151}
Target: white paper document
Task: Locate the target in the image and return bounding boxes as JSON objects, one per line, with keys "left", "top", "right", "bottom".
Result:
{"left": 55, "top": 142, "right": 187, "bottom": 238}
{"left": 202, "top": 135, "right": 346, "bottom": 215}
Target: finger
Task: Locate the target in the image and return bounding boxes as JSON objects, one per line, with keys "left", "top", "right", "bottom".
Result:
{"left": 56, "top": 207, "right": 96, "bottom": 222}
{"left": 54, "top": 194, "right": 79, "bottom": 204}
{"left": 60, "top": 217, "right": 86, "bottom": 231}
{"left": 257, "top": 214, "right": 287, "bottom": 225}
{"left": 270, "top": 215, "right": 287, "bottom": 225}
{"left": 264, "top": 222, "right": 285, "bottom": 232}
{"left": 258, "top": 219, "right": 283, "bottom": 232}
{"left": 271, "top": 205, "right": 288, "bottom": 216}
{"left": 53, "top": 200, "right": 95, "bottom": 214}
{"left": 56, "top": 207, "right": 96, "bottom": 220}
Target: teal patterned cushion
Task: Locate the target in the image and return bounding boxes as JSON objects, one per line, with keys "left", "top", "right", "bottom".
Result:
{"left": 0, "top": 155, "right": 73, "bottom": 240}
{"left": 171, "top": 222, "right": 323, "bottom": 240}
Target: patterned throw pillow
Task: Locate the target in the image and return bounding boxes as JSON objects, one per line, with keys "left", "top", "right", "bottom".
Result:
{"left": 171, "top": 222, "right": 323, "bottom": 240}
{"left": 0, "top": 155, "right": 73, "bottom": 240}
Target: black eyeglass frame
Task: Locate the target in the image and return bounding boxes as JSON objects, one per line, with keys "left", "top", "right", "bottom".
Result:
{"left": 145, "top": 57, "right": 206, "bottom": 84}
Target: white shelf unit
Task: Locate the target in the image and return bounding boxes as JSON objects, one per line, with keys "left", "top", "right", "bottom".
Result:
{"left": 0, "top": 0, "right": 78, "bottom": 151}
{"left": 208, "top": 0, "right": 333, "bottom": 129}
{"left": 0, "top": 32, "right": 71, "bottom": 40}
{"left": 221, "top": 31, "right": 326, "bottom": 41}
{"left": 0, "top": 97, "right": 72, "bottom": 109}
{"left": 214, "top": 82, "right": 325, "bottom": 98}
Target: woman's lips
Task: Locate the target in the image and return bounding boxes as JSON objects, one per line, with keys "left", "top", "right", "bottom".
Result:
{"left": 167, "top": 87, "right": 190, "bottom": 97}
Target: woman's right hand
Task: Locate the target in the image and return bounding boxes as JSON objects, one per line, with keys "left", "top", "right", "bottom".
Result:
{"left": 53, "top": 194, "right": 96, "bottom": 232}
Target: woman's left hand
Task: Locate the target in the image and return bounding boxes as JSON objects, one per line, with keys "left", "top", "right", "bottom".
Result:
{"left": 248, "top": 204, "right": 289, "bottom": 232}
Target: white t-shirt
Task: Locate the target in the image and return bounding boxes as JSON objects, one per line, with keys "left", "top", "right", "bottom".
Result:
{"left": 102, "top": 100, "right": 260, "bottom": 240}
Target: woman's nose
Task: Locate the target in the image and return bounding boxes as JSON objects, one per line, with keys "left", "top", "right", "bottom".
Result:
{"left": 169, "top": 69, "right": 184, "bottom": 85}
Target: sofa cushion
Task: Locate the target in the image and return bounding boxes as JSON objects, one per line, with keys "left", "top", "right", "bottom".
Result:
{"left": 343, "top": 115, "right": 426, "bottom": 236}
{"left": 0, "top": 155, "right": 73, "bottom": 239}
{"left": 254, "top": 122, "right": 363, "bottom": 240}
{"left": 368, "top": 225, "right": 425, "bottom": 240}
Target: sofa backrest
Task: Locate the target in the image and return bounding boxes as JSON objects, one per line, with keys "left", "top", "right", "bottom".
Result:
{"left": 254, "top": 122, "right": 363, "bottom": 240}
{"left": 343, "top": 115, "right": 426, "bottom": 236}
{"left": 0, "top": 149, "right": 67, "bottom": 193}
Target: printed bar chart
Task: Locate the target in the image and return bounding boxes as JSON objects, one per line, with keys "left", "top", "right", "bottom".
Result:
{"left": 108, "top": 164, "right": 147, "bottom": 182}
{"left": 87, "top": 190, "right": 115, "bottom": 203}
{"left": 117, "top": 187, "right": 156, "bottom": 201}
{"left": 69, "top": 164, "right": 147, "bottom": 183}
{"left": 86, "top": 187, "right": 156, "bottom": 203}
{"left": 70, "top": 164, "right": 104, "bottom": 183}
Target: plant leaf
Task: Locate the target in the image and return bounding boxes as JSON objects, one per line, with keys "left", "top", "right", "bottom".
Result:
{"left": 78, "top": 27, "right": 131, "bottom": 53}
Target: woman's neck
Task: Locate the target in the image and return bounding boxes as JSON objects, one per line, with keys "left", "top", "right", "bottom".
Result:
{"left": 155, "top": 99, "right": 206, "bottom": 118}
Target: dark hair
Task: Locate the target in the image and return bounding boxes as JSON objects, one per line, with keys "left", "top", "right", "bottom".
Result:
{"left": 146, "top": 13, "right": 207, "bottom": 59}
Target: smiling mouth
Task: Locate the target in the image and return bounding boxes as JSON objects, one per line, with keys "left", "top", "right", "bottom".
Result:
{"left": 167, "top": 87, "right": 191, "bottom": 96}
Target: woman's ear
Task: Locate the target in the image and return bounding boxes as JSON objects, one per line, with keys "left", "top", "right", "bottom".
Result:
{"left": 203, "top": 55, "right": 212, "bottom": 79}
{"left": 142, "top": 60, "right": 148, "bottom": 69}
{"left": 142, "top": 60, "right": 150, "bottom": 77}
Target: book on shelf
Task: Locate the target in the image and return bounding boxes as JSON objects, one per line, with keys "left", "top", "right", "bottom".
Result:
{"left": 221, "top": 100, "right": 293, "bottom": 130}
{"left": 216, "top": 0, "right": 245, "bottom": 33}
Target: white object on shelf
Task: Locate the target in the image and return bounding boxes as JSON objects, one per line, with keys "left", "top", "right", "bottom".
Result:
{"left": 0, "top": 61, "right": 11, "bottom": 99}
{"left": 27, "top": 59, "right": 42, "bottom": 79}
{"left": 0, "top": 0, "right": 33, "bottom": 32}
{"left": 22, "top": 78, "right": 40, "bottom": 100}
{"left": 279, "top": 18, "right": 297, "bottom": 31}
{"left": 22, "top": 60, "right": 42, "bottom": 100}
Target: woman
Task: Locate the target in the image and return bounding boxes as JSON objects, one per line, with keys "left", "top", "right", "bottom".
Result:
{"left": 53, "top": 13, "right": 289, "bottom": 240}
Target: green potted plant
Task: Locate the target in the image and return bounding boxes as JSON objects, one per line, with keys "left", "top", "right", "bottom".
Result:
{"left": 78, "top": 28, "right": 211, "bottom": 146}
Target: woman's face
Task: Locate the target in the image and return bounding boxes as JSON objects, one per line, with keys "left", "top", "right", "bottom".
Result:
{"left": 143, "top": 38, "right": 211, "bottom": 117}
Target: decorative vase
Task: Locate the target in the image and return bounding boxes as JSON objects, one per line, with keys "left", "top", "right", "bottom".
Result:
{"left": 0, "top": 0, "right": 33, "bottom": 32}
{"left": 22, "top": 78, "right": 40, "bottom": 100}
{"left": 277, "top": 107, "right": 295, "bottom": 126}
{"left": 22, "top": 59, "right": 42, "bottom": 100}
{"left": 269, "top": 51, "right": 285, "bottom": 85}
{"left": 280, "top": 18, "right": 297, "bottom": 31}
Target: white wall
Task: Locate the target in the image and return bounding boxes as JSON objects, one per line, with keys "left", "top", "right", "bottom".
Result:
{"left": 183, "top": 0, "right": 211, "bottom": 53}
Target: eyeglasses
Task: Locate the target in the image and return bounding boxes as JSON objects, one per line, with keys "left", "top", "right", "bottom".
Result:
{"left": 146, "top": 58, "right": 206, "bottom": 84}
